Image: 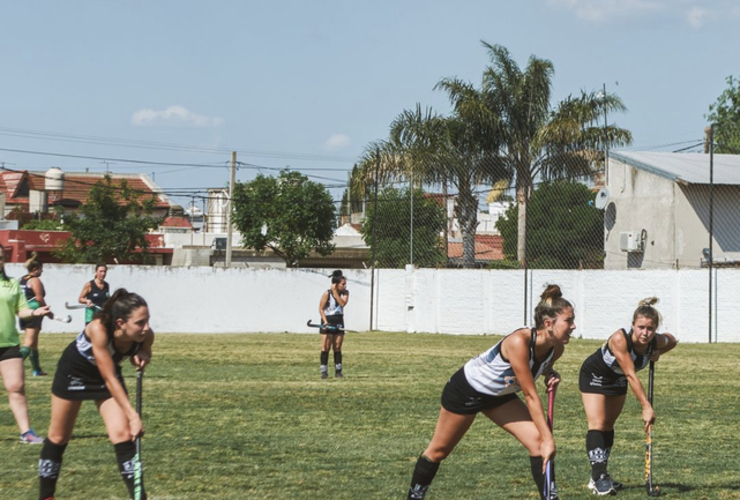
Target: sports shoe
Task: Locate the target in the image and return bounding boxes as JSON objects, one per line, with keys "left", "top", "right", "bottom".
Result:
{"left": 33, "top": 369, "right": 48, "bottom": 376}
{"left": 335, "top": 371, "right": 344, "bottom": 378}
{"left": 20, "top": 429, "right": 44, "bottom": 444}
{"left": 588, "top": 474, "right": 616, "bottom": 496}
{"left": 604, "top": 473, "right": 623, "bottom": 490}
{"left": 321, "top": 371, "right": 328, "bottom": 379}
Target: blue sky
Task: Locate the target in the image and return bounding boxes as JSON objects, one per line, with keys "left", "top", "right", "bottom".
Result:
{"left": 1, "top": 0, "right": 738, "bottom": 208}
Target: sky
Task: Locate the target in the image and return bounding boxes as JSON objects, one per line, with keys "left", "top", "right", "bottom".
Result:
{"left": 1, "top": 0, "right": 738, "bottom": 210}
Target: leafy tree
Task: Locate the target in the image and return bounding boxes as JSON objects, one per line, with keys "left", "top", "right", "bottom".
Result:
{"left": 354, "top": 95, "right": 509, "bottom": 268}
{"left": 22, "top": 218, "right": 63, "bottom": 231}
{"left": 706, "top": 75, "right": 740, "bottom": 153}
{"left": 231, "top": 170, "right": 336, "bottom": 267}
{"left": 361, "top": 187, "right": 447, "bottom": 268}
{"left": 55, "top": 175, "right": 162, "bottom": 263}
{"left": 481, "top": 42, "right": 631, "bottom": 263}
{"left": 496, "top": 180, "right": 604, "bottom": 269}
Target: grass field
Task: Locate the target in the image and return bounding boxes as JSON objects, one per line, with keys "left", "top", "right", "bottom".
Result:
{"left": 2, "top": 331, "right": 740, "bottom": 500}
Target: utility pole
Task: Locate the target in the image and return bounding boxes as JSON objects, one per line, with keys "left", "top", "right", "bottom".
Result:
{"left": 101, "top": 161, "right": 116, "bottom": 173}
{"left": 225, "top": 151, "right": 236, "bottom": 267}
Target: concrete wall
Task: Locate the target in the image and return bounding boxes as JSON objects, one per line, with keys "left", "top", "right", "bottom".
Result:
{"left": 11, "top": 264, "right": 736, "bottom": 343}
{"left": 604, "top": 159, "right": 678, "bottom": 269}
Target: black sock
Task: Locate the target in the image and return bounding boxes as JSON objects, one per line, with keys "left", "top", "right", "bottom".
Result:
{"left": 334, "top": 350, "right": 343, "bottom": 371}
{"left": 320, "top": 351, "right": 329, "bottom": 372}
{"left": 604, "top": 429, "right": 614, "bottom": 464}
{"left": 115, "top": 441, "right": 146, "bottom": 500}
{"left": 587, "top": 430, "right": 608, "bottom": 480}
{"left": 408, "top": 455, "right": 440, "bottom": 499}
{"left": 39, "top": 439, "right": 67, "bottom": 500}
{"left": 529, "top": 456, "right": 548, "bottom": 499}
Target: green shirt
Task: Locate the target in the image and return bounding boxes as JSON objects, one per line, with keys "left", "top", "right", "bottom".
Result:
{"left": 0, "top": 277, "right": 29, "bottom": 347}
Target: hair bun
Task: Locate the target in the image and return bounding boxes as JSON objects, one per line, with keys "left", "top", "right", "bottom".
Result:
{"left": 540, "top": 284, "right": 563, "bottom": 302}
{"left": 638, "top": 297, "right": 659, "bottom": 307}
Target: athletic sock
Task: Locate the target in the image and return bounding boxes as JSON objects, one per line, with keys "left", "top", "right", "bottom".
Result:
{"left": 587, "top": 430, "right": 608, "bottom": 480}
{"left": 29, "top": 349, "right": 42, "bottom": 372}
{"left": 114, "top": 441, "right": 146, "bottom": 500}
{"left": 334, "top": 350, "right": 343, "bottom": 372}
{"left": 20, "top": 345, "right": 30, "bottom": 360}
{"left": 320, "top": 351, "right": 329, "bottom": 373}
{"left": 407, "top": 454, "right": 440, "bottom": 499}
{"left": 604, "top": 429, "right": 614, "bottom": 464}
{"left": 39, "top": 439, "right": 67, "bottom": 500}
{"left": 529, "top": 456, "right": 547, "bottom": 499}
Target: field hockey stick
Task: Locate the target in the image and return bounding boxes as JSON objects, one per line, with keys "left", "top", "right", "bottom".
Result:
{"left": 51, "top": 315, "right": 73, "bottom": 323}
{"left": 65, "top": 302, "right": 103, "bottom": 311}
{"left": 306, "top": 320, "right": 357, "bottom": 333}
{"left": 133, "top": 369, "right": 144, "bottom": 500}
{"left": 544, "top": 386, "right": 557, "bottom": 500}
{"left": 645, "top": 360, "right": 660, "bottom": 496}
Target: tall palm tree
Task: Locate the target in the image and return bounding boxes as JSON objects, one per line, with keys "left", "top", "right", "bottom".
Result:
{"left": 354, "top": 96, "right": 509, "bottom": 267}
{"left": 482, "top": 42, "right": 632, "bottom": 262}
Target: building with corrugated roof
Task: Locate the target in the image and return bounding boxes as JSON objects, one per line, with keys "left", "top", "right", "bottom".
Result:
{"left": 604, "top": 151, "right": 740, "bottom": 269}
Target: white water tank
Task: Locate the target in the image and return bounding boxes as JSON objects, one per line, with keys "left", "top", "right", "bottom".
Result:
{"left": 45, "top": 167, "right": 65, "bottom": 191}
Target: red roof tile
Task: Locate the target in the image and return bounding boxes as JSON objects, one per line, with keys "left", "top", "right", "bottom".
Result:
{"left": 0, "top": 170, "right": 172, "bottom": 209}
{"left": 447, "top": 234, "right": 504, "bottom": 261}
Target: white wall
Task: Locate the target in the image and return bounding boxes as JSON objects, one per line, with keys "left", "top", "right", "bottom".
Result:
{"left": 10, "top": 264, "right": 735, "bottom": 343}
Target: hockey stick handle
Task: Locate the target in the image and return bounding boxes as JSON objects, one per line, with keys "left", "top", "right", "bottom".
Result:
{"left": 543, "top": 386, "right": 556, "bottom": 500}
{"left": 133, "top": 369, "right": 144, "bottom": 500}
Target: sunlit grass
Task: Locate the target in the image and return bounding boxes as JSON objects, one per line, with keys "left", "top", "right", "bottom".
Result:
{"left": 2, "top": 332, "right": 739, "bottom": 499}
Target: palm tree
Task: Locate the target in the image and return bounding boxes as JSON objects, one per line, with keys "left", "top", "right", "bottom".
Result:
{"left": 481, "top": 42, "right": 632, "bottom": 262}
{"left": 354, "top": 96, "right": 509, "bottom": 268}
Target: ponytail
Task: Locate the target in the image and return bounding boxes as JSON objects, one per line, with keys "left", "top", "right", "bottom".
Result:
{"left": 97, "top": 288, "right": 148, "bottom": 333}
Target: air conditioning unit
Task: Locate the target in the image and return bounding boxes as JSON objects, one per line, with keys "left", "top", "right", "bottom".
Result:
{"left": 619, "top": 231, "right": 644, "bottom": 253}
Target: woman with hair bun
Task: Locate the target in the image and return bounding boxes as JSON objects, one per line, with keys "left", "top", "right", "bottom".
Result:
{"left": 579, "top": 297, "right": 677, "bottom": 496}
{"left": 318, "top": 269, "right": 349, "bottom": 379}
{"left": 406, "top": 284, "right": 576, "bottom": 500}
{"left": 19, "top": 252, "right": 53, "bottom": 376}
{"left": 38, "top": 288, "right": 154, "bottom": 500}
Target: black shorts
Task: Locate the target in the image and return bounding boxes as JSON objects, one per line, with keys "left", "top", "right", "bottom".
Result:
{"left": 320, "top": 314, "right": 345, "bottom": 335}
{"left": 578, "top": 364, "right": 628, "bottom": 396}
{"left": 0, "top": 345, "right": 22, "bottom": 362}
{"left": 52, "top": 343, "right": 127, "bottom": 400}
{"left": 441, "top": 367, "right": 519, "bottom": 414}
{"left": 19, "top": 315, "right": 44, "bottom": 330}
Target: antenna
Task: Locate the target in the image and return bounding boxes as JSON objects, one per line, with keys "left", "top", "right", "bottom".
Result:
{"left": 594, "top": 187, "right": 610, "bottom": 210}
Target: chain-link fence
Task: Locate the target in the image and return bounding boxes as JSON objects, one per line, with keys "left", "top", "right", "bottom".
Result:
{"left": 338, "top": 150, "right": 738, "bottom": 273}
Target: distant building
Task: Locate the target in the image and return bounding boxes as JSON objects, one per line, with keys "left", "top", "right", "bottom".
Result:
{"left": 604, "top": 151, "right": 740, "bottom": 269}
{"left": 0, "top": 168, "right": 174, "bottom": 220}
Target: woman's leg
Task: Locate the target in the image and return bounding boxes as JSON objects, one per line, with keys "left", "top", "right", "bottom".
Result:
{"left": 24, "top": 327, "right": 46, "bottom": 375}
{"left": 0, "top": 357, "right": 32, "bottom": 433}
{"left": 333, "top": 334, "right": 344, "bottom": 376}
{"left": 98, "top": 397, "right": 145, "bottom": 499}
{"left": 320, "top": 334, "right": 332, "bottom": 378}
{"left": 407, "top": 407, "right": 476, "bottom": 499}
{"left": 581, "top": 392, "right": 626, "bottom": 488}
{"left": 483, "top": 398, "right": 548, "bottom": 498}
{"left": 40, "top": 396, "right": 83, "bottom": 500}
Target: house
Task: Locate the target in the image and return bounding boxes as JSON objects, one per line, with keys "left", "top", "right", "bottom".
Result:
{"left": 0, "top": 167, "right": 177, "bottom": 264}
{"left": 0, "top": 167, "right": 174, "bottom": 220}
{"left": 604, "top": 151, "right": 740, "bottom": 269}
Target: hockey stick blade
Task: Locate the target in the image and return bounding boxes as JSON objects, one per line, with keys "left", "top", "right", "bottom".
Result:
{"left": 52, "top": 315, "right": 73, "bottom": 323}
{"left": 64, "top": 302, "right": 86, "bottom": 310}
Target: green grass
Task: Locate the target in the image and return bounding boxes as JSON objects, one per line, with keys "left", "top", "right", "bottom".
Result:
{"left": 2, "top": 332, "right": 740, "bottom": 499}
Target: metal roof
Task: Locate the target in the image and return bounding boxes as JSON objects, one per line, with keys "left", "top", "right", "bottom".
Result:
{"left": 610, "top": 151, "right": 740, "bottom": 185}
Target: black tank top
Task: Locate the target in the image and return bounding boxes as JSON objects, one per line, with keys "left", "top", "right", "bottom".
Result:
{"left": 87, "top": 280, "right": 110, "bottom": 309}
